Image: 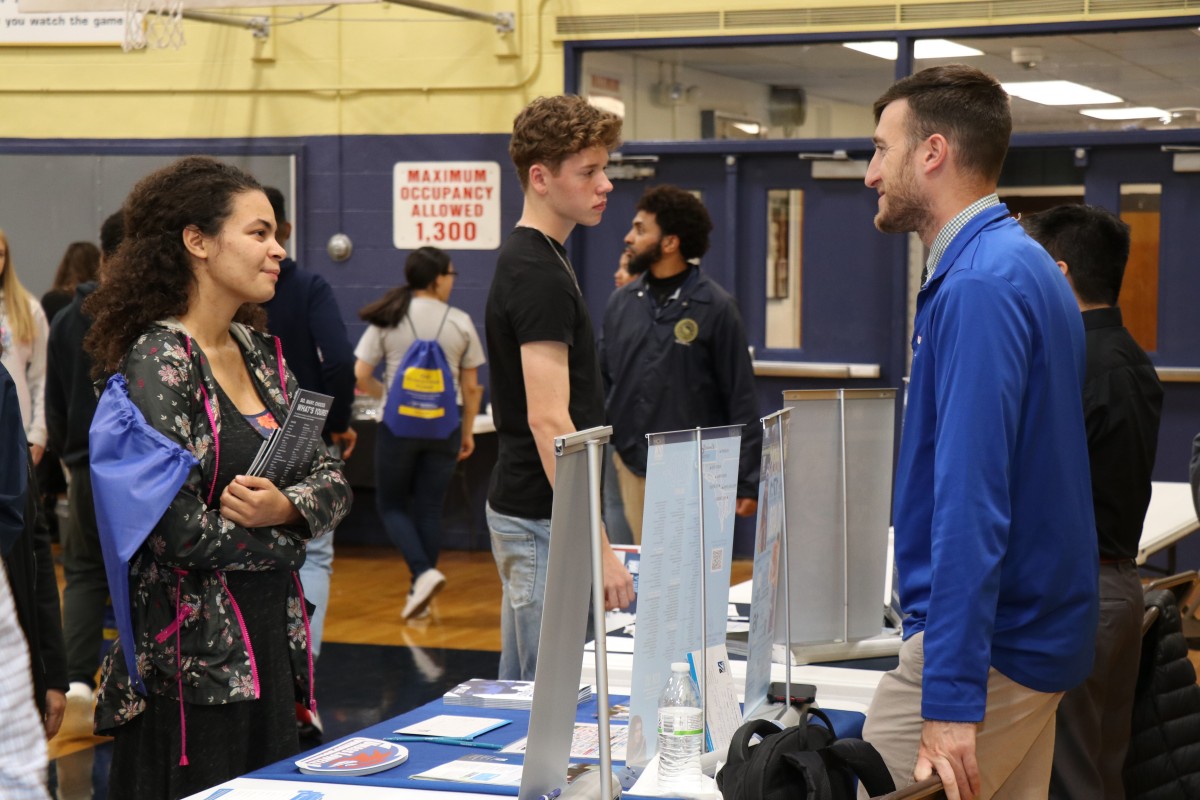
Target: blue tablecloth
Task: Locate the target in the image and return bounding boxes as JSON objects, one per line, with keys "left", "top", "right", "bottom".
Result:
{"left": 249, "top": 695, "right": 865, "bottom": 797}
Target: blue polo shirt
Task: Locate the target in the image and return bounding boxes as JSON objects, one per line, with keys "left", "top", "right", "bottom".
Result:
{"left": 894, "top": 203, "right": 1098, "bottom": 723}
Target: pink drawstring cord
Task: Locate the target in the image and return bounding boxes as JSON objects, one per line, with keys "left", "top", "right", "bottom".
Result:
{"left": 274, "top": 337, "right": 289, "bottom": 406}
{"left": 216, "top": 573, "right": 261, "bottom": 700}
{"left": 293, "top": 573, "right": 317, "bottom": 715}
{"left": 173, "top": 568, "right": 189, "bottom": 767}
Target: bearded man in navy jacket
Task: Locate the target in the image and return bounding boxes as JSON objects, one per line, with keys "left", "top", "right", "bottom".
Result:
{"left": 860, "top": 65, "right": 1097, "bottom": 800}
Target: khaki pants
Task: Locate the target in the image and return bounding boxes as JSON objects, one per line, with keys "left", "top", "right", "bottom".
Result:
{"left": 612, "top": 451, "right": 646, "bottom": 545}
{"left": 861, "top": 632, "right": 1062, "bottom": 799}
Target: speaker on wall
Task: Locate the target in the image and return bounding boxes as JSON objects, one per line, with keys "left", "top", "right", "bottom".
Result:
{"left": 768, "top": 86, "right": 807, "bottom": 128}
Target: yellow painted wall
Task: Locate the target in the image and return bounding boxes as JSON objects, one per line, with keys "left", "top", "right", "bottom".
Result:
{"left": 0, "top": 0, "right": 1195, "bottom": 140}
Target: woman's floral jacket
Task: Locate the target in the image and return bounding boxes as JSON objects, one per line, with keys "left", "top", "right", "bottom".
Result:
{"left": 95, "top": 320, "right": 352, "bottom": 733}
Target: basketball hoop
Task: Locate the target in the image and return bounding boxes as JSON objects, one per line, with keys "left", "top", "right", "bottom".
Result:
{"left": 122, "top": 0, "right": 184, "bottom": 51}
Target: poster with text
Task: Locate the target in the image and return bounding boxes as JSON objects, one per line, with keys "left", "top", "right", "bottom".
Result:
{"left": 743, "top": 411, "right": 788, "bottom": 717}
{"left": 1, "top": 0, "right": 123, "bottom": 45}
{"left": 625, "top": 425, "right": 741, "bottom": 768}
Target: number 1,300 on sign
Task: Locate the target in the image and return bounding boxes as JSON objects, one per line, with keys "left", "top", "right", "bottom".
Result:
{"left": 415, "top": 221, "right": 477, "bottom": 242}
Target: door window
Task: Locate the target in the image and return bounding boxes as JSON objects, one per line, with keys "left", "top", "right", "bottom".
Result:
{"left": 1119, "top": 183, "right": 1161, "bottom": 352}
{"left": 765, "top": 189, "right": 803, "bottom": 349}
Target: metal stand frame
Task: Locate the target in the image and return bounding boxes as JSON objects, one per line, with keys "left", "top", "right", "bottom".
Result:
{"left": 521, "top": 426, "right": 618, "bottom": 800}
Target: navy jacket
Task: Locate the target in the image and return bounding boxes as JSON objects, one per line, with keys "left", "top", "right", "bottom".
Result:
{"left": 894, "top": 203, "right": 1097, "bottom": 722}
{"left": 45, "top": 281, "right": 99, "bottom": 467}
{"left": 262, "top": 259, "right": 356, "bottom": 436}
{"left": 600, "top": 267, "right": 761, "bottom": 499}
{"left": 0, "top": 362, "right": 26, "bottom": 555}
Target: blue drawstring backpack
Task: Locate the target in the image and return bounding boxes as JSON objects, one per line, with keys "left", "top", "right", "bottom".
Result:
{"left": 90, "top": 372, "right": 199, "bottom": 694}
{"left": 381, "top": 307, "right": 460, "bottom": 439}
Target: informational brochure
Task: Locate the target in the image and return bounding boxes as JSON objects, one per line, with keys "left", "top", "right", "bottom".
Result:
{"left": 247, "top": 389, "right": 334, "bottom": 488}
{"left": 443, "top": 679, "right": 591, "bottom": 710}
{"left": 185, "top": 776, "right": 460, "bottom": 799}
{"left": 394, "top": 715, "right": 510, "bottom": 740}
{"left": 195, "top": 784, "right": 328, "bottom": 799}
{"left": 411, "top": 753, "right": 524, "bottom": 787}
{"left": 686, "top": 645, "right": 742, "bottom": 754}
{"left": 501, "top": 722, "right": 629, "bottom": 760}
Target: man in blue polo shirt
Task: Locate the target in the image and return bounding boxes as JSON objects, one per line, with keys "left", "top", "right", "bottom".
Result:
{"left": 860, "top": 65, "right": 1097, "bottom": 800}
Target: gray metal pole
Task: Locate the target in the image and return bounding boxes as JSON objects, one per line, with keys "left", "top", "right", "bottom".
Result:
{"left": 381, "top": 0, "right": 514, "bottom": 32}
{"left": 839, "top": 390, "right": 850, "bottom": 644}
{"left": 181, "top": 9, "right": 268, "bottom": 37}
{"left": 778, "top": 414, "right": 793, "bottom": 706}
{"left": 586, "top": 439, "right": 615, "bottom": 800}
{"left": 695, "top": 428, "right": 708, "bottom": 742}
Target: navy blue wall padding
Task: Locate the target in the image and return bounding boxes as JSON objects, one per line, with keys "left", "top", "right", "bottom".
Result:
{"left": 4, "top": 133, "right": 1199, "bottom": 563}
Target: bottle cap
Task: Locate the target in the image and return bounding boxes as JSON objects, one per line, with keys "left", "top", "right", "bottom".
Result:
{"left": 671, "top": 662, "right": 689, "bottom": 673}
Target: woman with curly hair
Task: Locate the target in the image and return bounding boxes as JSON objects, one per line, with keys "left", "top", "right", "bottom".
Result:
{"left": 84, "top": 156, "right": 351, "bottom": 800}
{"left": 0, "top": 230, "right": 50, "bottom": 467}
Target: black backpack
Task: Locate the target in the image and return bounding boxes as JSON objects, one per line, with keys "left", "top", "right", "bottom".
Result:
{"left": 716, "top": 709, "right": 896, "bottom": 800}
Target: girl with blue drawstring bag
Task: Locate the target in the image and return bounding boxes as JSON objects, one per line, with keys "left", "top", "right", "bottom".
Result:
{"left": 83, "top": 157, "right": 352, "bottom": 800}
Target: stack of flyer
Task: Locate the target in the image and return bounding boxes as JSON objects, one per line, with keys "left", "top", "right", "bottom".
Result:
{"left": 443, "top": 679, "right": 592, "bottom": 710}
{"left": 294, "top": 737, "right": 408, "bottom": 776}
{"left": 247, "top": 389, "right": 334, "bottom": 487}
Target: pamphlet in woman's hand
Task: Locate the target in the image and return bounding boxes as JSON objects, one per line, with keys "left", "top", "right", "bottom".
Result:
{"left": 247, "top": 389, "right": 334, "bottom": 487}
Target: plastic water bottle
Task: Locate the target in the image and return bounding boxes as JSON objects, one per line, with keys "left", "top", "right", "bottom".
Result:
{"left": 657, "top": 662, "right": 703, "bottom": 790}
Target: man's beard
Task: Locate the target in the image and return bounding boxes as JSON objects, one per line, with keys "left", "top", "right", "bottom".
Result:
{"left": 874, "top": 162, "right": 930, "bottom": 235}
{"left": 626, "top": 239, "right": 662, "bottom": 276}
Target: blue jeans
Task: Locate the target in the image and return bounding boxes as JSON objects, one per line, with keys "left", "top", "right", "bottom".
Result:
{"left": 602, "top": 445, "right": 635, "bottom": 546}
{"left": 375, "top": 424, "right": 462, "bottom": 588}
{"left": 486, "top": 504, "right": 550, "bottom": 681}
{"left": 298, "top": 530, "right": 333, "bottom": 660}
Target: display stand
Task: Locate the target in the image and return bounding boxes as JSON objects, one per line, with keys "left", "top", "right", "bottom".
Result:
{"left": 742, "top": 409, "right": 797, "bottom": 723}
{"left": 521, "top": 426, "right": 618, "bottom": 800}
{"left": 624, "top": 425, "right": 742, "bottom": 771}
{"left": 774, "top": 389, "right": 899, "bottom": 664}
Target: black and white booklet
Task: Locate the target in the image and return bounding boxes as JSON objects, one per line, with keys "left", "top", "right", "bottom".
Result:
{"left": 247, "top": 389, "right": 334, "bottom": 488}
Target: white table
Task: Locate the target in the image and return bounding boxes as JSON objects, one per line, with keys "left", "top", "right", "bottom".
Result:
{"left": 183, "top": 776, "right": 500, "bottom": 799}
{"left": 582, "top": 604, "right": 884, "bottom": 716}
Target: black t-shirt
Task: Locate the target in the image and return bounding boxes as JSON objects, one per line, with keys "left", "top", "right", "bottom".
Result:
{"left": 485, "top": 226, "right": 605, "bottom": 519}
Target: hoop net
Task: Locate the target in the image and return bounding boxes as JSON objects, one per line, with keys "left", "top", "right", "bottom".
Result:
{"left": 123, "top": 0, "right": 184, "bottom": 51}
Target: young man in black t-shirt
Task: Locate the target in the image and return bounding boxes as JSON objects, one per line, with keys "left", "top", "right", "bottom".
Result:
{"left": 484, "top": 95, "right": 634, "bottom": 680}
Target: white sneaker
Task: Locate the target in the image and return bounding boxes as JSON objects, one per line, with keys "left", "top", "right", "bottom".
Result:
{"left": 402, "top": 568, "right": 446, "bottom": 620}
{"left": 66, "top": 681, "right": 94, "bottom": 703}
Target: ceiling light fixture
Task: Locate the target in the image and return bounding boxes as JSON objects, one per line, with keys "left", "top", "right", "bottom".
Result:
{"left": 587, "top": 95, "right": 626, "bottom": 118}
{"left": 1002, "top": 80, "right": 1121, "bottom": 106}
{"left": 843, "top": 39, "right": 984, "bottom": 61}
{"left": 1080, "top": 107, "right": 1170, "bottom": 121}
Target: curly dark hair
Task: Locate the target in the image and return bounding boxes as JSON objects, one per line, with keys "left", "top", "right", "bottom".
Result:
{"left": 509, "top": 95, "right": 622, "bottom": 192}
{"left": 84, "top": 156, "right": 267, "bottom": 378}
{"left": 636, "top": 185, "right": 713, "bottom": 262}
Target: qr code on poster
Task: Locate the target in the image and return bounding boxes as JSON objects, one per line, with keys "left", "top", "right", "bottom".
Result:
{"left": 709, "top": 547, "right": 725, "bottom": 572}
